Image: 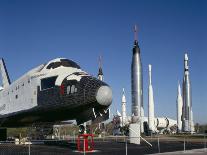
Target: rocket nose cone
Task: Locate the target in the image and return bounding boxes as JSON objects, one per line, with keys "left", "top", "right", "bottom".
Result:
{"left": 96, "top": 86, "right": 112, "bottom": 106}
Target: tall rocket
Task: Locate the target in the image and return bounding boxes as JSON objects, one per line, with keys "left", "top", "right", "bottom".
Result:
{"left": 177, "top": 82, "right": 183, "bottom": 133}
{"left": 131, "top": 25, "right": 144, "bottom": 132}
{"left": 182, "top": 53, "right": 194, "bottom": 132}
{"left": 98, "top": 56, "right": 104, "bottom": 81}
{"left": 148, "top": 64, "right": 155, "bottom": 132}
{"left": 121, "top": 88, "right": 127, "bottom": 126}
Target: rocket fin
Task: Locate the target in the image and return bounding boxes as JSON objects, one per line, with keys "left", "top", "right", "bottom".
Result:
{"left": 0, "top": 58, "right": 11, "bottom": 88}
{"left": 116, "top": 110, "right": 121, "bottom": 117}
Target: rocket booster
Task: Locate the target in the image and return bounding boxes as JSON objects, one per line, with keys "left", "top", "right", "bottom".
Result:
{"left": 121, "top": 88, "right": 127, "bottom": 126}
{"left": 182, "top": 53, "right": 194, "bottom": 132}
{"left": 131, "top": 25, "right": 143, "bottom": 126}
{"left": 98, "top": 56, "right": 104, "bottom": 81}
{"left": 177, "top": 82, "right": 183, "bottom": 132}
{"left": 148, "top": 64, "right": 155, "bottom": 132}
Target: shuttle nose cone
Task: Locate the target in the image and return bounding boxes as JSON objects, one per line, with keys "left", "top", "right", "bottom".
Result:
{"left": 96, "top": 86, "right": 112, "bottom": 106}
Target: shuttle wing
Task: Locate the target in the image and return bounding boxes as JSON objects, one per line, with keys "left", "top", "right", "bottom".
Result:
{"left": 0, "top": 58, "right": 11, "bottom": 88}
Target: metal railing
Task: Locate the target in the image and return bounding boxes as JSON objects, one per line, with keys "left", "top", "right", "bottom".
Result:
{"left": 0, "top": 134, "right": 206, "bottom": 155}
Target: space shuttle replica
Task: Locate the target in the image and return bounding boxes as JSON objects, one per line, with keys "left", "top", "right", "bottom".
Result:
{"left": 182, "top": 53, "right": 194, "bottom": 133}
{"left": 0, "top": 58, "right": 112, "bottom": 140}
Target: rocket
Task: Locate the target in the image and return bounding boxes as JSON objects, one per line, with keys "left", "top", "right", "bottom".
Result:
{"left": 131, "top": 25, "right": 144, "bottom": 132}
{"left": 182, "top": 53, "right": 194, "bottom": 132}
{"left": 121, "top": 88, "right": 127, "bottom": 126}
{"left": 177, "top": 82, "right": 183, "bottom": 133}
{"left": 98, "top": 56, "right": 104, "bottom": 81}
{"left": 148, "top": 64, "right": 155, "bottom": 132}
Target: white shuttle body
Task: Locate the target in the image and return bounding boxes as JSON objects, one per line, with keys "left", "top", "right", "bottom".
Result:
{"left": 0, "top": 58, "right": 112, "bottom": 130}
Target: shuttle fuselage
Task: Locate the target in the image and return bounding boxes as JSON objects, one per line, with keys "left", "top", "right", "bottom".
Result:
{"left": 0, "top": 58, "right": 112, "bottom": 127}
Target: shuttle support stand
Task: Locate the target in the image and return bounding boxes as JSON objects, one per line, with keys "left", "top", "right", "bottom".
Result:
{"left": 129, "top": 123, "right": 141, "bottom": 144}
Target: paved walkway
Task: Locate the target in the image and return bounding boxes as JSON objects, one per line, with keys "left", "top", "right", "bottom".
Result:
{"left": 0, "top": 140, "right": 206, "bottom": 155}
{"left": 150, "top": 148, "right": 207, "bottom": 155}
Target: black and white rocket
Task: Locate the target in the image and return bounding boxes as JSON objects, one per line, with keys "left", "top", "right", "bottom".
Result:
{"left": 182, "top": 53, "right": 194, "bottom": 133}
{"left": 131, "top": 25, "right": 144, "bottom": 132}
{"left": 98, "top": 56, "right": 104, "bottom": 81}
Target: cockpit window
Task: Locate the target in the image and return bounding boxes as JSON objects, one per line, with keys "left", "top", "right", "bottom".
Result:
{"left": 41, "top": 76, "right": 57, "bottom": 90}
{"left": 47, "top": 62, "right": 55, "bottom": 69}
{"left": 46, "top": 59, "right": 81, "bottom": 69}
{"left": 61, "top": 59, "right": 81, "bottom": 69}
{"left": 73, "top": 72, "right": 88, "bottom": 76}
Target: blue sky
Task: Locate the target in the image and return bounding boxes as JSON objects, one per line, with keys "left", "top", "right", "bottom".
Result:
{"left": 0, "top": 0, "right": 206, "bottom": 124}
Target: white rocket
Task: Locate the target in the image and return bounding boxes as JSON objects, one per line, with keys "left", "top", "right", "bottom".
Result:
{"left": 182, "top": 53, "right": 194, "bottom": 133}
{"left": 177, "top": 82, "right": 183, "bottom": 133}
{"left": 148, "top": 64, "right": 155, "bottom": 132}
{"left": 121, "top": 88, "right": 127, "bottom": 126}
